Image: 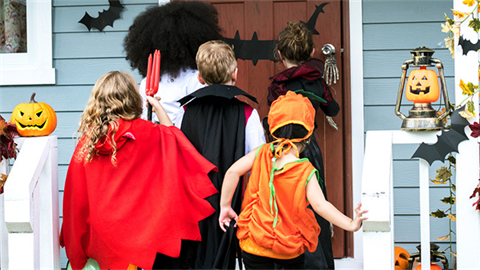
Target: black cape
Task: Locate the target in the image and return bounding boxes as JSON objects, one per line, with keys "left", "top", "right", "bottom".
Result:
{"left": 179, "top": 84, "right": 257, "bottom": 269}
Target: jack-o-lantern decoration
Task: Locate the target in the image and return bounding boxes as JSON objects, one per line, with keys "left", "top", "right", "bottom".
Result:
{"left": 405, "top": 67, "right": 440, "bottom": 104}
{"left": 394, "top": 246, "right": 410, "bottom": 270}
{"left": 10, "top": 93, "right": 57, "bottom": 137}
{"left": 415, "top": 263, "right": 442, "bottom": 270}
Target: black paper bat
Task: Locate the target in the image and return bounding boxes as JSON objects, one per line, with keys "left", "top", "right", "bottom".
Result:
{"left": 223, "top": 2, "right": 328, "bottom": 65}
{"left": 458, "top": 35, "right": 480, "bottom": 56}
{"left": 79, "top": 0, "right": 124, "bottom": 32}
{"left": 411, "top": 108, "right": 470, "bottom": 165}
{"left": 300, "top": 3, "right": 328, "bottom": 35}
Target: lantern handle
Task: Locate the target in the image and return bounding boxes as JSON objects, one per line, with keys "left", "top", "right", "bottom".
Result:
{"left": 395, "top": 60, "right": 414, "bottom": 120}
{"left": 432, "top": 59, "right": 451, "bottom": 121}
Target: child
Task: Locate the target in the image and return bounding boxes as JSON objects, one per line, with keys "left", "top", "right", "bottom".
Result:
{"left": 267, "top": 20, "right": 340, "bottom": 269}
{"left": 60, "top": 71, "right": 218, "bottom": 270}
{"left": 177, "top": 40, "right": 265, "bottom": 268}
{"left": 219, "top": 91, "right": 366, "bottom": 269}
{"left": 123, "top": 1, "right": 223, "bottom": 125}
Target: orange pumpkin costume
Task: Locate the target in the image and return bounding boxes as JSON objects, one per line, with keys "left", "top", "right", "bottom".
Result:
{"left": 236, "top": 91, "right": 321, "bottom": 259}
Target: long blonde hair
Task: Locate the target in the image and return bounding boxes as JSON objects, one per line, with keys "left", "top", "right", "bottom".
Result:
{"left": 76, "top": 71, "right": 143, "bottom": 165}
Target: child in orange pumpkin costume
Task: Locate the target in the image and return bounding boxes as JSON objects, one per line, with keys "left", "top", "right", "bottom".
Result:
{"left": 219, "top": 91, "right": 367, "bottom": 269}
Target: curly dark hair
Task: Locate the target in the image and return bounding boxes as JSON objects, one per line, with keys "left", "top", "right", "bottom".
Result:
{"left": 123, "top": 1, "right": 223, "bottom": 80}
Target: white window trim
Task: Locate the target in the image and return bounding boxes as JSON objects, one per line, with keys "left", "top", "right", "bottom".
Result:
{"left": 0, "top": 0, "right": 55, "bottom": 86}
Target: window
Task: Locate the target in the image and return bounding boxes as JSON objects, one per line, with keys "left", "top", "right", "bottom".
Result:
{"left": 0, "top": 0, "right": 55, "bottom": 85}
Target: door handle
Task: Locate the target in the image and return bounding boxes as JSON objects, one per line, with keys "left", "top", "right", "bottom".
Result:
{"left": 321, "top": 44, "right": 339, "bottom": 86}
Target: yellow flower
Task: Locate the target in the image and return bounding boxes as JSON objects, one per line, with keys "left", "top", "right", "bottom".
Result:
{"left": 463, "top": 0, "right": 475, "bottom": 7}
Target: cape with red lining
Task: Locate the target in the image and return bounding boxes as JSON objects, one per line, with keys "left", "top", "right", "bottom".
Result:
{"left": 60, "top": 118, "right": 218, "bottom": 270}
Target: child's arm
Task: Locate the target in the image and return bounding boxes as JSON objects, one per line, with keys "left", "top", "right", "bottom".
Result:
{"left": 306, "top": 174, "right": 368, "bottom": 232}
{"left": 219, "top": 147, "right": 258, "bottom": 232}
{"left": 145, "top": 96, "right": 173, "bottom": 126}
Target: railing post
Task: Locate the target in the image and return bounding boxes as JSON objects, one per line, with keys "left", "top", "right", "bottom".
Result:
{"left": 362, "top": 131, "right": 394, "bottom": 270}
{"left": 4, "top": 136, "right": 60, "bottom": 269}
{"left": 0, "top": 158, "right": 9, "bottom": 269}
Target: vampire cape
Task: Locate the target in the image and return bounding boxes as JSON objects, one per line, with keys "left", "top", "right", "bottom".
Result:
{"left": 60, "top": 119, "right": 217, "bottom": 270}
{"left": 179, "top": 84, "right": 258, "bottom": 269}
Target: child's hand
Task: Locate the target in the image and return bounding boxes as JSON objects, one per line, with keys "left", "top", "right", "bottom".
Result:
{"left": 351, "top": 202, "right": 368, "bottom": 232}
{"left": 218, "top": 207, "right": 238, "bottom": 232}
{"left": 146, "top": 96, "right": 161, "bottom": 112}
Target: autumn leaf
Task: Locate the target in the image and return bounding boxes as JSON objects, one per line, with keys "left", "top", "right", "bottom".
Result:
{"left": 0, "top": 116, "right": 6, "bottom": 137}
{"left": 445, "top": 37, "right": 455, "bottom": 57}
{"left": 445, "top": 13, "right": 455, "bottom": 25}
{"left": 469, "top": 121, "right": 480, "bottom": 138}
{"left": 435, "top": 234, "right": 451, "bottom": 241}
{"left": 459, "top": 109, "right": 475, "bottom": 119}
{"left": 436, "top": 166, "right": 452, "bottom": 182}
{"left": 464, "top": 0, "right": 475, "bottom": 7}
{"left": 431, "top": 178, "right": 447, "bottom": 185}
{"left": 441, "top": 196, "right": 456, "bottom": 205}
{"left": 453, "top": 9, "right": 470, "bottom": 19}
{"left": 452, "top": 183, "right": 457, "bottom": 192}
{"left": 431, "top": 209, "right": 447, "bottom": 218}
{"left": 459, "top": 79, "right": 478, "bottom": 96}
{"left": 469, "top": 18, "right": 480, "bottom": 33}
{"left": 448, "top": 214, "right": 457, "bottom": 221}
{"left": 447, "top": 155, "right": 456, "bottom": 164}
{"left": 467, "top": 100, "right": 476, "bottom": 117}
{"left": 436, "top": 108, "right": 448, "bottom": 126}
{"left": 441, "top": 23, "right": 451, "bottom": 33}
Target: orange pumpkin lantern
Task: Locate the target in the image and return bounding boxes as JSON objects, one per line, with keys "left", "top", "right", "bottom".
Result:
{"left": 415, "top": 263, "right": 442, "bottom": 270}
{"left": 10, "top": 93, "right": 57, "bottom": 137}
{"left": 405, "top": 67, "right": 440, "bottom": 104}
{"left": 394, "top": 246, "right": 410, "bottom": 270}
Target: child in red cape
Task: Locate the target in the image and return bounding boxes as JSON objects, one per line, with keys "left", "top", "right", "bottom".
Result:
{"left": 60, "top": 71, "right": 218, "bottom": 270}
{"left": 219, "top": 91, "right": 367, "bottom": 269}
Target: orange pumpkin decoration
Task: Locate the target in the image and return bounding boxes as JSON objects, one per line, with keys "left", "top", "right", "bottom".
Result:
{"left": 10, "top": 93, "right": 57, "bottom": 137}
{"left": 394, "top": 246, "right": 410, "bottom": 270}
{"left": 415, "top": 263, "right": 442, "bottom": 270}
{"left": 405, "top": 67, "right": 440, "bottom": 104}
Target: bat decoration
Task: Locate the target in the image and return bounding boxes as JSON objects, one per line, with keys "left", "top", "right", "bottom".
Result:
{"left": 411, "top": 108, "right": 470, "bottom": 165}
{"left": 224, "top": 31, "right": 276, "bottom": 66}
{"left": 223, "top": 2, "right": 328, "bottom": 66}
{"left": 79, "top": 0, "right": 124, "bottom": 32}
{"left": 458, "top": 35, "right": 480, "bottom": 56}
{"left": 300, "top": 3, "right": 329, "bottom": 35}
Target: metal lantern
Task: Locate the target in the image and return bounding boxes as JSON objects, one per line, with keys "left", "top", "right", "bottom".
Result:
{"left": 407, "top": 243, "right": 448, "bottom": 270}
{"left": 395, "top": 46, "right": 451, "bottom": 131}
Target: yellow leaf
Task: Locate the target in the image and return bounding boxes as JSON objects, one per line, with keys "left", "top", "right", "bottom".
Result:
{"left": 464, "top": 0, "right": 475, "bottom": 7}
{"left": 448, "top": 214, "right": 457, "bottom": 221}
{"left": 435, "top": 234, "right": 450, "bottom": 241}
{"left": 430, "top": 178, "right": 447, "bottom": 185}
{"left": 441, "top": 23, "right": 451, "bottom": 33}
{"left": 459, "top": 109, "right": 475, "bottom": 119}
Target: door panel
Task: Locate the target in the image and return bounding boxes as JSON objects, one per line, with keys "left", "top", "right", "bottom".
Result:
{"left": 207, "top": 0, "right": 348, "bottom": 258}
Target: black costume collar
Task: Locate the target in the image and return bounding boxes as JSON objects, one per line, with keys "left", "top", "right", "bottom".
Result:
{"left": 178, "top": 84, "right": 258, "bottom": 106}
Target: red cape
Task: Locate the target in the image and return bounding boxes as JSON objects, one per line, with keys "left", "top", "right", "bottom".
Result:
{"left": 60, "top": 119, "right": 218, "bottom": 270}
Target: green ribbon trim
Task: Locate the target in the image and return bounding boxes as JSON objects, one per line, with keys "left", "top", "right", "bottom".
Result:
{"left": 294, "top": 89, "right": 327, "bottom": 104}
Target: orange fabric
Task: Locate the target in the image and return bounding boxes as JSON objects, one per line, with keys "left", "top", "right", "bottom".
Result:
{"left": 237, "top": 143, "right": 320, "bottom": 257}
{"left": 239, "top": 237, "right": 301, "bottom": 260}
{"left": 268, "top": 91, "right": 315, "bottom": 142}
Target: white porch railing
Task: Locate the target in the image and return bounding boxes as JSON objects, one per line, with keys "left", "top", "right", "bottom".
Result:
{"left": 0, "top": 136, "right": 60, "bottom": 269}
{"left": 362, "top": 130, "right": 480, "bottom": 270}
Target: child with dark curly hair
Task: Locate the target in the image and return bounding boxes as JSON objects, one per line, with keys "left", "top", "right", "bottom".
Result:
{"left": 123, "top": 1, "right": 223, "bottom": 125}
{"left": 266, "top": 21, "right": 340, "bottom": 269}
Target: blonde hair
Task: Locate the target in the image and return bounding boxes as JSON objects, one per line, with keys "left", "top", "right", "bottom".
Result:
{"left": 275, "top": 21, "right": 314, "bottom": 65}
{"left": 76, "top": 71, "right": 143, "bottom": 165}
{"left": 196, "top": 40, "right": 237, "bottom": 85}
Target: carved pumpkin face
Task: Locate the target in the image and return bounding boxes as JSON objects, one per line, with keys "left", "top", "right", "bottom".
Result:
{"left": 406, "top": 68, "right": 440, "bottom": 103}
{"left": 10, "top": 93, "right": 57, "bottom": 137}
{"left": 394, "top": 247, "right": 410, "bottom": 270}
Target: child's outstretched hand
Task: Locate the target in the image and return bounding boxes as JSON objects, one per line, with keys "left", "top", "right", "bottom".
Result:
{"left": 219, "top": 207, "right": 238, "bottom": 232}
{"left": 351, "top": 202, "right": 368, "bottom": 232}
{"left": 145, "top": 96, "right": 173, "bottom": 126}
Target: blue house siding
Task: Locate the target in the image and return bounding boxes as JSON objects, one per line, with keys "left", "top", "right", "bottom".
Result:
{"left": 362, "top": 0, "right": 457, "bottom": 261}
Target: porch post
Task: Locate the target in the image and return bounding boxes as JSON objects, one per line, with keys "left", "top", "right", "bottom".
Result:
{"left": 453, "top": 0, "right": 480, "bottom": 268}
{"left": 0, "top": 159, "right": 8, "bottom": 269}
